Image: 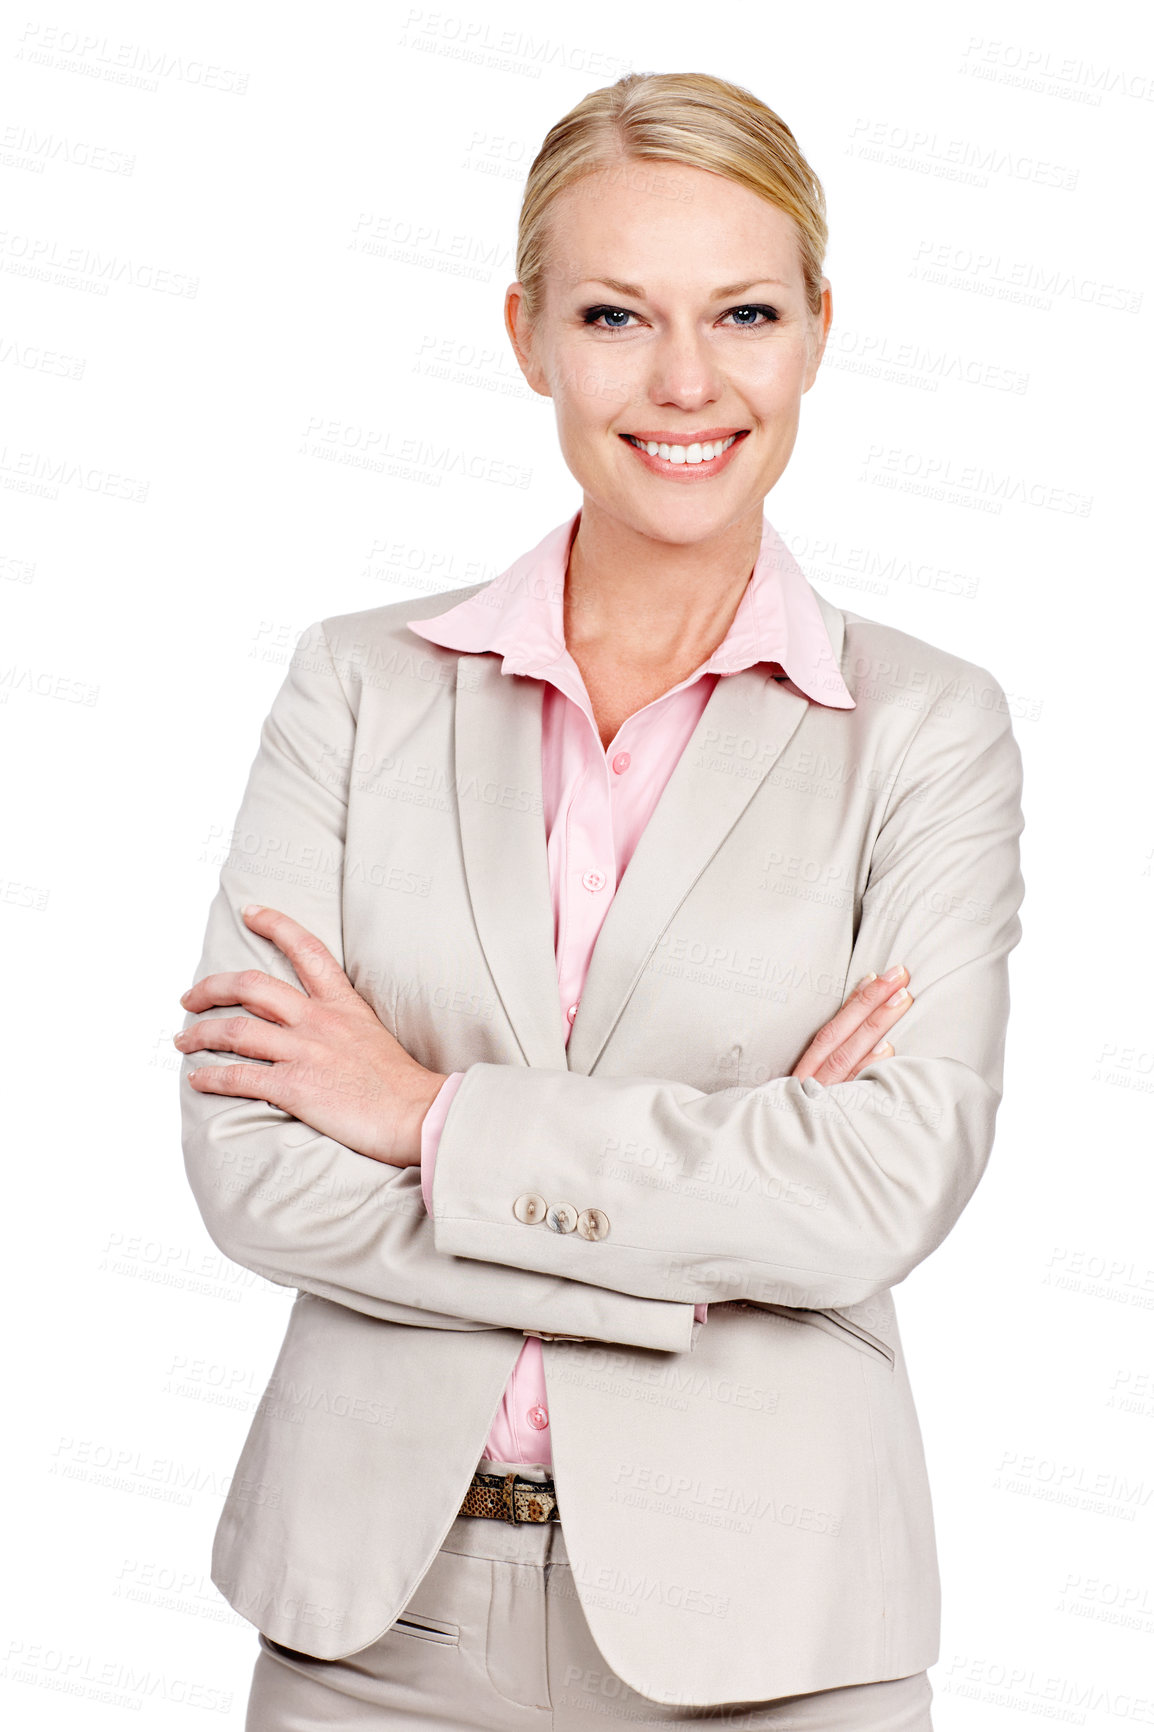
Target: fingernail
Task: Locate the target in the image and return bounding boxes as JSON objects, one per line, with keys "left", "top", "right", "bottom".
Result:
{"left": 855, "top": 973, "right": 878, "bottom": 989}
{"left": 242, "top": 903, "right": 263, "bottom": 917}
{"left": 882, "top": 964, "right": 906, "bottom": 984}
{"left": 871, "top": 1040, "right": 892, "bottom": 1055}
{"left": 179, "top": 990, "right": 191, "bottom": 1005}
{"left": 886, "top": 987, "right": 909, "bottom": 1007}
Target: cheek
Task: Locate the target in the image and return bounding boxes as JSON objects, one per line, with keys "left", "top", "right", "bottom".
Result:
{"left": 552, "top": 348, "right": 635, "bottom": 433}
{"left": 740, "top": 344, "right": 811, "bottom": 417}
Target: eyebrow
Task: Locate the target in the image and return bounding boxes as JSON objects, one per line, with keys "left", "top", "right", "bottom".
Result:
{"left": 578, "top": 277, "right": 789, "bottom": 298}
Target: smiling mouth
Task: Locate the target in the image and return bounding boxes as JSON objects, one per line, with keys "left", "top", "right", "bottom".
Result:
{"left": 621, "top": 431, "right": 747, "bottom": 465}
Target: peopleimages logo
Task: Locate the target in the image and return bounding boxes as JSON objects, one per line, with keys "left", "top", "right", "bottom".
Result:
{"left": 847, "top": 117, "right": 1079, "bottom": 190}
{"left": 396, "top": 10, "right": 633, "bottom": 81}
{"left": 959, "top": 36, "right": 1154, "bottom": 105}
{"left": 912, "top": 238, "right": 1142, "bottom": 314}
{"left": 859, "top": 445, "right": 1093, "bottom": 517}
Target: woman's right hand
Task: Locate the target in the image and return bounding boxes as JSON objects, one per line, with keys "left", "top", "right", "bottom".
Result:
{"left": 791, "top": 966, "right": 913, "bottom": 1085}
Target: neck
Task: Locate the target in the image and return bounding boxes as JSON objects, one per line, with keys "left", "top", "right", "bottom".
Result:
{"left": 563, "top": 498, "right": 765, "bottom": 671}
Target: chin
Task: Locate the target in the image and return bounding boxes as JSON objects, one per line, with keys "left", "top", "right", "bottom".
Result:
{"left": 597, "top": 484, "right": 761, "bottom": 546}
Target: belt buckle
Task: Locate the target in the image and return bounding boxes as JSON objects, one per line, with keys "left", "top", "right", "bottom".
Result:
{"left": 501, "top": 1470, "right": 553, "bottom": 1524}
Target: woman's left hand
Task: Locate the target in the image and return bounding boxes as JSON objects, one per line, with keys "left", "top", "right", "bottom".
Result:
{"left": 174, "top": 904, "right": 447, "bottom": 1167}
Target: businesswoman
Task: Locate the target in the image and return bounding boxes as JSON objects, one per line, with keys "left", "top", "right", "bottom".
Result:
{"left": 177, "top": 72, "right": 1024, "bottom": 1729}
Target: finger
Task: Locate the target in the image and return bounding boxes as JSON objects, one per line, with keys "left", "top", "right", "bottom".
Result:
{"left": 847, "top": 1039, "right": 893, "bottom": 1082}
{"left": 810, "top": 986, "right": 914, "bottom": 1086}
{"left": 175, "top": 1012, "right": 297, "bottom": 1063}
{"left": 792, "top": 968, "right": 909, "bottom": 1081}
{"left": 841, "top": 971, "right": 879, "bottom": 1006}
{"left": 186, "top": 1059, "right": 284, "bottom": 1106}
{"left": 813, "top": 969, "right": 908, "bottom": 1058}
{"left": 240, "top": 904, "right": 349, "bottom": 1002}
{"left": 180, "top": 968, "right": 307, "bottom": 1022}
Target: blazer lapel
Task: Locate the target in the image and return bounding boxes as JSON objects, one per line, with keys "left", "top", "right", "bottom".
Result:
{"left": 451, "top": 590, "right": 848, "bottom": 1080}
{"left": 567, "top": 589, "right": 848, "bottom": 1075}
{"left": 564, "top": 667, "right": 813, "bottom": 1075}
{"left": 453, "top": 654, "right": 569, "bottom": 1073}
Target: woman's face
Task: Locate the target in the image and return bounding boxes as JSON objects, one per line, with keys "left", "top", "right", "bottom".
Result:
{"left": 506, "top": 158, "right": 832, "bottom": 548}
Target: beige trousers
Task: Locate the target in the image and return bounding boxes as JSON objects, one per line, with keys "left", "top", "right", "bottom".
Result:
{"left": 246, "top": 1459, "right": 933, "bottom": 1730}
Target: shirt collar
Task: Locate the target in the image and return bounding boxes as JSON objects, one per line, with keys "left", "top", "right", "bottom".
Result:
{"left": 407, "top": 508, "right": 855, "bottom": 710}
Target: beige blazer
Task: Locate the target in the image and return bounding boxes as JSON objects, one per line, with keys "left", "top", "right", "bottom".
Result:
{"left": 179, "top": 566, "right": 1024, "bottom": 1705}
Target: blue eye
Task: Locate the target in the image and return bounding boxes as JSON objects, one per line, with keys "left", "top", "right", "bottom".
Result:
{"left": 582, "top": 305, "right": 634, "bottom": 328}
{"left": 725, "top": 305, "right": 779, "bottom": 327}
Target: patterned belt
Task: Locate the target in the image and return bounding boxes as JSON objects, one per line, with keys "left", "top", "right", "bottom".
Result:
{"left": 458, "top": 1469, "right": 560, "bottom": 1524}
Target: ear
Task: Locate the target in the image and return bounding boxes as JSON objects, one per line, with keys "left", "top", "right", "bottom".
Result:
{"left": 802, "top": 277, "right": 833, "bottom": 393}
{"left": 505, "top": 282, "right": 553, "bottom": 399}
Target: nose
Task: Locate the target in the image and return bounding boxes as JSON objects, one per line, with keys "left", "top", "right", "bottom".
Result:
{"left": 646, "top": 318, "right": 722, "bottom": 414}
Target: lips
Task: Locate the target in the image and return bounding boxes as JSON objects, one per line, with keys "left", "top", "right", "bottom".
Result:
{"left": 619, "top": 428, "right": 749, "bottom": 476}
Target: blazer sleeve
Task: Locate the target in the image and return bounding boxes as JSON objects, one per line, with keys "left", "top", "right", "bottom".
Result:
{"left": 178, "top": 621, "right": 696, "bottom": 1355}
{"left": 426, "top": 677, "right": 1026, "bottom": 1311}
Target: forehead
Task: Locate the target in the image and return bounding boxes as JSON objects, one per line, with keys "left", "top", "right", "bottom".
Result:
{"left": 543, "top": 160, "right": 804, "bottom": 294}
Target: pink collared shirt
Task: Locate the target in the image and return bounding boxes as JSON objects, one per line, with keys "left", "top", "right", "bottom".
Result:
{"left": 407, "top": 509, "right": 854, "bottom": 1465}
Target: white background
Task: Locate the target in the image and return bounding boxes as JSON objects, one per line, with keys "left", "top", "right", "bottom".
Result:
{"left": 3, "top": 0, "right": 1152, "bottom": 1724}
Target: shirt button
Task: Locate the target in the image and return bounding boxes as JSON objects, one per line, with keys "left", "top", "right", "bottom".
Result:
{"left": 527, "top": 1404, "right": 549, "bottom": 1430}
{"left": 611, "top": 752, "right": 631, "bottom": 775}
{"left": 566, "top": 1003, "right": 579, "bottom": 1023}
{"left": 581, "top": 869, "right": 606, "bottom": 892}
{"left": 546, "top": 1202, "right": 578, "bottom": 1233}
{"left": 513, "top": 1192, "right": 548, "bottom": 1225}
{"left": 576, "top": 1208, "right": 610, "bottom": 1241}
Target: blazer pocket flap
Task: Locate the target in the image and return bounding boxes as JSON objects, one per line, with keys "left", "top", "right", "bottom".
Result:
{"left": 730, "top": 1301, "right": 896, "bottom": 1366}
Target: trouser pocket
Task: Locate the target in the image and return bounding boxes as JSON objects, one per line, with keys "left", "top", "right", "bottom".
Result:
{"left": 390, "top": 1611, "right": 460, "bottom": 1646}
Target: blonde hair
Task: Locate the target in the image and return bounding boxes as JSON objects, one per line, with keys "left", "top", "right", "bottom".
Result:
{"left": 515, "top": 72, "right": 828, "bottom": 322}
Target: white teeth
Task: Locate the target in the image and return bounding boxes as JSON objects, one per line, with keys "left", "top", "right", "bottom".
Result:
{"left": 628, "top": 434, "right": 740, "bottom": 464}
